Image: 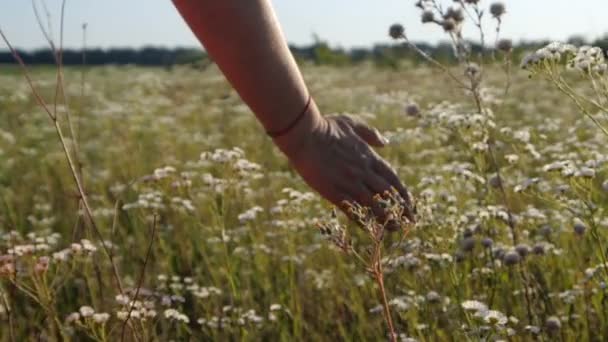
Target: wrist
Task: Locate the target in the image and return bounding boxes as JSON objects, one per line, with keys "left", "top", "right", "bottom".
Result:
{"left": 272, "top": 98, "right": 326, "bottom": 159}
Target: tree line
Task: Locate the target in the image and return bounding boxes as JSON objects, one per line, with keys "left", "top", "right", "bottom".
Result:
{"left": 1, "top": 35, "right": 606, "bottom": 68}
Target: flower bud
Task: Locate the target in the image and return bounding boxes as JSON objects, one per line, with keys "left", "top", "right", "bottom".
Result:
{"left": 389, "top": 24, "right": 405, "bottom": 39}
{"left": 515, "top": 244, "right": 531, "bottom": 258}
{"left": 481, "top": 237, "right": 494, "bottom": 248}
{"left": 441, "top": 18, "right": 457, "bottom": 32}
{"left": 573, "top": 219, "right": 586, "bottom": 235}
{"left": 460, "top": 237, "right": 476, "bottom": 252}
{"left": 405, "top": 103, "right": 421, "bottom": 117}
{"left": 503, "top": 250, "right": 521, "bottom": 266}
{"left": 490, "top": 2, "right": 506, "bottom": 18}
{"left": 545, "top": 316, "right": 561, "bottom": 332}
{"left": 445, "top": 7, "right": 464, "bottom": 23}
{"left": 497, "top": 39, "right": 513, "bottom": 52}
{"left": 532, "top": 243, "right": 546, "bottom": 255}
{"left": 421, "top": 10, "right": 435, "bottom": 24}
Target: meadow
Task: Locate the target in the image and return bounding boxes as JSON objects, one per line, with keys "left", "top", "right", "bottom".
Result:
{"left": 0, "top": 55, "right": 606, "bottom": 341}
{"left": 3, "top": 1, "right": 608, "bottom": 340}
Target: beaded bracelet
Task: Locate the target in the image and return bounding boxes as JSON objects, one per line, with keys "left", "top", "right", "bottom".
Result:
{"left": 266, "top": 95, "right": 312, "bottom": 138}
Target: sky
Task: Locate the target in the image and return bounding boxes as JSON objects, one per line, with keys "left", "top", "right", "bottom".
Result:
{"left": 0, "top": 0, "right": 606, "bottom": 51}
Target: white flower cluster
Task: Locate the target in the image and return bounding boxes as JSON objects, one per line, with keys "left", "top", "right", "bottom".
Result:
{"left": 164, "top": 308, "right": 190, "bottom": 324}
{"left": 153, "top": 165, "right": 177, "bottom": 180}
{"left": 197, "top": 306, "right": 268, "bottom": 329}
{"left": 270, "top": 188, "right": 316, "bottom": 215}
{"left": 65, "top": 306, "right": 111, "bottom": 325}
{"left": 521, "top": 42, "right": 577, "bottom": 69}
{"left": 1, "top": 231, "right": 61, "bottom": 255}
{"left": 122, "top": 190, "right": 165, "bottom": 211}
{"left": 569, "top": 45, "right": 607, "bottom": 73}
{"left": 156, "top": 274, "right": 223, "bottom": 299}
{"left": 521, "top": 41, "right": 607, "bottom": 74}
{"left": 238, "top": 206, "right": 264, "bottom": 223}
{"left": 461, "top": 300, "right": 509, "bottom": 326}
{"left": 115, "top": 295, "right": 158, "bottom": 321}
{"left": 541, "top": 160, "right": 596, "bottom": 178}
{"left": 171, "top": 196, "right": 196, "bottom": 213}
{"left": 200, "top": 147, "right": 245, "bottom": 164}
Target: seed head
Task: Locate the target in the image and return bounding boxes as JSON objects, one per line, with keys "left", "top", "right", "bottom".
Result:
{"left": 488, "top": 175, "right": 501, "bottom": 188}
{"left": 532, "top": 243, "right": 546, "bottom": 255}
{"left": 405, "top": 103, "right": 421, "bottom": 117}
{"left": 573, "top": 218, "right": 586, "bottom": 235}
{"left": 421, "top": 10, "right": 435, "bottom": 24}
{"left": 493, "top": 247, "right": 505, "bottom": 259}
{"left": 490, "top": 2, "right": 506, "bottom": 18}
{"left": 502, "top": 250, "right": 521, "bottom": 266}
{"left": 539, "top": 225, "right": 552, "bottom": 237}
{"left": 461, "top": 237, "right": 476, "bottom": 252}
{"left": 545, "top": 316, "right": 561, "bottom": 332}
{"left": 441, "top": 18, "right": 457, "bottom": 32}
{"left": 497, "top": 38, "right": 513, "bottom": 52}
{"left": 445, "top": 7, "right": 465, "bottom": 23}
{"left": 465, "top": 62, "right": 481, "bottom": 77}
{"left": 389, "top": 24, "right": 405, "bottom": 39}
{"left": 454, "top": 250, "right": 465, "bottom": 262}
{"left": 515, "top": 244, "right": 531, "bottom": 258}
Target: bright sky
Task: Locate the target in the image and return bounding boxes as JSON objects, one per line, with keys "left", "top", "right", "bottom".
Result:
{"left": 0, "top": 0, "right": 606, "bottom": 50}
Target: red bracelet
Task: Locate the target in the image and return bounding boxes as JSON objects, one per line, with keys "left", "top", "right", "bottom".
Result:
{"left": 266, "top": 95, "right": 312, "bottom": 138}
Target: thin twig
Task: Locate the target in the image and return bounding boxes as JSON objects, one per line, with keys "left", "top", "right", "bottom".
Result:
{"left": 373, "top": 243, "right": 396, "bottom": 342}
{"left": 0, "top": 29, "right": 125, "bottom": 294}
{"left": 1, "top": 288, "right": 15, "bottom": 342}
{"left": 120, "top": 214, "right": 158, "bottom": 342}
{"left": 399, "top": 34, "right": 470, "bottom": 90}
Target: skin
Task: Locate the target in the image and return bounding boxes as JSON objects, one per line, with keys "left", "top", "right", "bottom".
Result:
{"left": 172, "top": 0, "right": 414, "bottom": 222}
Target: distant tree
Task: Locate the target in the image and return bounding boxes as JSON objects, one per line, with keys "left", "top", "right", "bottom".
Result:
{"left": 567, "top": 35, "right": 588, "bottom": 46}
{"left": 310, "top": 34, "right": 350, "bottom": 66}
{"left": 0, "top": 37, "right": 603, "bottom": 67}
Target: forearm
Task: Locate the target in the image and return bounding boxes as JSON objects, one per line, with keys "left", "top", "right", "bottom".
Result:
{"left": 172, "top": 0, "right": 318, "bottom": 135}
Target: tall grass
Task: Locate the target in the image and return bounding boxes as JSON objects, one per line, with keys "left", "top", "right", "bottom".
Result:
{"left": 2, "top": 0, "right": 608, "bottom": 341}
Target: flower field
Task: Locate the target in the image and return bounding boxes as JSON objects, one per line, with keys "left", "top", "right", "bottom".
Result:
{"left": 1, "top": 54, "right": 608, "bottom": 341}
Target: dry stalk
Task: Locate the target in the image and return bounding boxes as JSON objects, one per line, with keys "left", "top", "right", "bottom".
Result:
{"left": 120, "top": 214, "right": 158, "bottom": 341}
{"left": 0, "top": 29, "right": 125, "bottom": 294}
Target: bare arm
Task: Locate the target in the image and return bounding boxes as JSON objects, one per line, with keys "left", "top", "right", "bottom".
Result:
{"left": 172, "top": 0, "right": 311, "bottom": 135}
{"left": 172, "top": 0, "right": 415, "bottom": 222}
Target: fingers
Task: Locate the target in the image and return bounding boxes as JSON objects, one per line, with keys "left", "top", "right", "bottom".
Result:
{"left": 352, "top": 122, "right": 388, "bottom": 147}
{"left": 336, "top": 180, "right": 390, "bottom": 226}
{"left": 363, "top": 171, "right": 392, "bottom": 197}
{"left": 335, "top": 180, "right": 375, "bottom": 208}
{"left": 335, "top": 115, "right": 388, "bottom": 148}
{"left": 324, "top": 114, "right": 415, "bottom": 225}
{"left": 372, "top": 159, "right": 416, "bottom": 223}
{"left": 326, "top": 184, "right": 363, "bottom": 220}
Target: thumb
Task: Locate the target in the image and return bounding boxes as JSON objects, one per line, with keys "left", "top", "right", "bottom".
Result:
{"left": 350, "top": 119, "right": 389, "bottom": 147}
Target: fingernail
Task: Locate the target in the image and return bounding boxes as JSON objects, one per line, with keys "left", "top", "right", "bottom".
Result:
{"left": 381, "top": 136, "right": 390, "bottom": 145}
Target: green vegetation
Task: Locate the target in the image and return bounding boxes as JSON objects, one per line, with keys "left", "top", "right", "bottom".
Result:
{"left": 1, "top": 59, "right": 607, "bottom": 340}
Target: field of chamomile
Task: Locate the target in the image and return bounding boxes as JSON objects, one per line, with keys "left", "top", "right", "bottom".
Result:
{"left": 2, "top": 41, "right": 608, "bottom": 342}
{"left": 4, "top": 3, "right": 608, "bottom": 341}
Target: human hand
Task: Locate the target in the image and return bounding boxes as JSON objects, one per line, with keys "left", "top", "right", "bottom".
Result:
{"left": 273, "top": 105, "right": 415, "bottom": 225}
